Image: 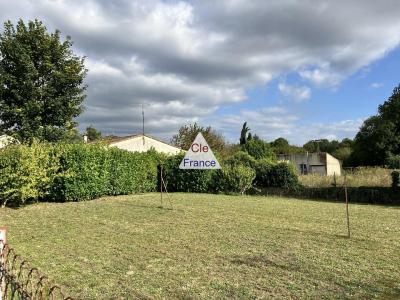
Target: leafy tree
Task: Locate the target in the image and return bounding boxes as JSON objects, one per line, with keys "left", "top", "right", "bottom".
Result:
{"left": 171, "top": 122, "right": 225, "bottom": 153}
{"left": 351, "top": 84, "right": 400, "bottom": 166}
{"left": 332, "top": 146, "right": 352, "bottom": 163}
{"left": 0, "top": 19, "right": 87, "bottom": 143}
{"left": 271, "top": 137, "right": 304, "bottom": 154}
{"left": 242, "top": 138, "right": 276, "bottom": 160}
{"left": 86, "top": 125, "right": 102, "bottom": 141}
{"left": 239, "top": 122, "right": 250, "bottom": 145}
{"left": 303, "top": 139, "right": 340, "bottom": 153}
{"left": 339, "top": 138, "right": 354, "bottom": 148}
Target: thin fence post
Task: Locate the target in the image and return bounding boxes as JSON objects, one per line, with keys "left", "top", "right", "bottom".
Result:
{"left": 344, "top": 173, "right": 351, "bottom": 238}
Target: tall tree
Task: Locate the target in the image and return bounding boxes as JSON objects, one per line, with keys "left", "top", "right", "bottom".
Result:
{"left": 171, "top": 122, "right": 226, "bottom": 153}
{"left": 0, "top": 19, "right": 87, "bottom": 142}
{"left": 242, "top": 138, "right": 276, "bottom": 160}
{"left": 86, "top": 126, "right": 102, "bottom": 141}
{"left": 239, "top": 122, "right": 250, "bottom": 145}
{"left": 351, "top": 84, "right": 400, "bottom": 166}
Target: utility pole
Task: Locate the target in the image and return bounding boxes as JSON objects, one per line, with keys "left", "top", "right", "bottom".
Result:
{"left": 142, "top": 103, "right": 145, "bottom": 145}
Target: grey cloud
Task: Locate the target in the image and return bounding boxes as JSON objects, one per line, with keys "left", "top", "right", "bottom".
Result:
{"left": 0, "top": 0, "right": 399, "bottom": 142}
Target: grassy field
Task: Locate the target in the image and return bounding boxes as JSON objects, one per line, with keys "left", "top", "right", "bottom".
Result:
{"left": 0, "top": 193, "right": 399, "bottom": 299}
{"left": 299, "top": 167, "right": 393, "bottom": 187}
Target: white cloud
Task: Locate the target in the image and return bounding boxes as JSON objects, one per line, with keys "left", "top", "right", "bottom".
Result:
{"left": 0, "top": 0, "right": 399, "bottom": 141}
{"left": 278, "top": 83, "right": 311, "bottom": 102}
{"left": 370, "top": 82, "right": 383, "bottom": 88}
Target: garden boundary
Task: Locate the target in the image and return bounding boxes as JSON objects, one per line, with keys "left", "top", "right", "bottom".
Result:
{"left": 0, "top": 242, "right": 73, "bottom": 300}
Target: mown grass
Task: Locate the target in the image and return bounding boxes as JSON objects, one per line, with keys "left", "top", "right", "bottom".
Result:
{"left": 0, "top": 193, "right": 399, "bottom": 299}
{"left": 299, "top": 167, "right": 393, "bottom": 187}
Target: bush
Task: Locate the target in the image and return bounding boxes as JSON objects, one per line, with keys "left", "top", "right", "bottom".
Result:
{"left": 215, "top": 165, "right": 255, "bottom": 194}
{"left": 241, "top": 138, "right": 276, "bottom": 160}
{"left": 225, "top": 151, "right": 257, "bottom": 169}
{"left": 50, "top": 143, "right": 110, "bottom": 201}
{"left": 163, "top": 153, "right": 214, "bottom": 193}
{"left": 255, "top": 160, "right": 299, "bottom": 189}
{"left": 50, "top": 144, "right": 159, "bottom": 201}
{"left": 107, "top": 148, "right": 158, "bottom": 195}
{"left": 386, "top": 153, "right": 400, "bottom": 169}
{"left": 0, "top": 141, "right": 58, "bottom": 206}
{"left": 391, "top": 171, "right": 400, "bottom": 189}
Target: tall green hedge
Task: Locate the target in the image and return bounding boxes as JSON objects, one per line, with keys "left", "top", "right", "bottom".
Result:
{"left": 50, "top": 143, "right": 110, "bottom": 201}
{"left": 0, "top": 142, "right": 160, "bottom": 206}
{"left": 0, "top": 141, "right": 59, "bottom": 206}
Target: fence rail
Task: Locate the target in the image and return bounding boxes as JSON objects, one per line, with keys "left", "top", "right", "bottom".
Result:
{"left": 0, "top": 242, "right": 73, "bottom": 300}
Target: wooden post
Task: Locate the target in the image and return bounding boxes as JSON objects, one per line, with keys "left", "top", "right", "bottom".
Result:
{"left": 344, "top": 174, "right": 351, "bottom": 238}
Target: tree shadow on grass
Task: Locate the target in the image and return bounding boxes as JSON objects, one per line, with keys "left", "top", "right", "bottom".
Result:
{"left": 230, "top": 253, "right": 300, "bottom": 273}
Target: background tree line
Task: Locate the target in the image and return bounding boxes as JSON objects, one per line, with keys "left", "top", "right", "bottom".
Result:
{"left": 172, "top": 83, "right": 400, "bottom": 169}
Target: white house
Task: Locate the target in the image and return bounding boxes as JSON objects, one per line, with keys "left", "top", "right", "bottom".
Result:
{"left": 0, "top": 134, "right": 19, "bottom": 149}
{"left": 277, "top": 152, "right": 341, "bottom": 176}
{"left": 107, "top": 134, "right": 182, "bottom": 155}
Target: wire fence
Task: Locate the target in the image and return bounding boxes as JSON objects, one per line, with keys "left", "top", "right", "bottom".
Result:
{"left": 0, "top": 242, "right": 73, "bottom": 300}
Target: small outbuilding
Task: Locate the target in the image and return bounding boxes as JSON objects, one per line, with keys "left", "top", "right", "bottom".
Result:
{"left": 0, "top": 134, "right": 20, "bottom": 149}
{"left": 277, "top": 152, "right": 341, "bottom": 176}
{"left": 106, "top": 134, "right": 182, "bottom": 155}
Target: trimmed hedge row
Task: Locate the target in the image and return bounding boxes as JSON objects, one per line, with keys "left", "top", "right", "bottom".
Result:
{"left": 0, "top": 142, "right": 159, "bottom": 206}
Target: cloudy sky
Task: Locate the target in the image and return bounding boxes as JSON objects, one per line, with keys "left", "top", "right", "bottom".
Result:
{"left": 1, "top": 0, "right": 400, "bottom": 145}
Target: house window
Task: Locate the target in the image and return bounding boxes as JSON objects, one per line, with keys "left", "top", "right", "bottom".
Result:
{"left": 299, "top": 163, "right": 308, "bottom": 175}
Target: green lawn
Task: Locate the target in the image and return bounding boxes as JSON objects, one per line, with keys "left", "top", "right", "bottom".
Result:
{"left": 1, "top": 193, "right": 399, "bottom": 299}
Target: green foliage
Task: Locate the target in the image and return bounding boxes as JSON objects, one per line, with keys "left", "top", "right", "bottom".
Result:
{"left": 51, "top": 143, "right": 109, "bottom": 201}
{"left": 241, "top": 138, "right": 276, "bottom": 160}
{"left": 391, "top": 171, "right": 400, "bottom": 189}
{"left": 332, "top": 146, "right": 352, "bottom": 165}
{"left": 271, "top": 137, "right": 304, "bottom": 155}
{"left": 0, "top": 19, "right": 86, "bottom": 143}
{"left": 86, "top": 126, "right": 102, "bottom": 142}
{"left": 163, "top": 153, "right": 214, "bottom": 193}
{"left": 0, "top": 142, "right": 160, "bottom": 205}
{"left": 0, "top": 141, "right": 58, "bottom": 206}
{"left": 303, "top": 139, "right": 340, "bottom": 153}
{"left": 51, "top": 144, "right": 159, "bottom": 201}
{"left": 171, "top": 122, "right": 226, "bottom": 154}
{"left": 386, "top": 153, "right": 400, "bottom": 169}
{"left": 352, "top": 84, "right": 400, "bottom": 166}
{"left": 215, "top": 165, "right": 255, "bottom": 194}
{"left": 239, "top": 122, "right": 250, "bottom": 145}
{"left": 225, "top": 151, "right": 257, "bottom": 168}
{"left": 254, "top": 160, "right": 299, "bottom": 189}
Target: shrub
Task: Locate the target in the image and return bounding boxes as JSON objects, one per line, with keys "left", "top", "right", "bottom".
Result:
{"left": 225, "top": 151, "right": 257, "bottom": 169}
{"left": 386, "top": 153, "right": 400, "bottom": 169}
{"left": 255, "top": 160, "right": 298, "bottom": 189}
{"left": 391, "top": 171, "right": 400, "bottom": 189}
{"left": 215, "top": 165, "right": 255, "bottom": 194}
{"left": 241, "top": 138, "right": 276, "bottom": 160}
{"left": 50, "top": 143, "right": 110, "bottom": 201}
{"left": 163, "top": 153, "right": 214, "bottom": 193}
{"left": 107, "top": 148, "right": 159, "bottom": 195}
{"left": 50, "top": 144, "right": 160, "bottom": 201}
{"left": 0, "top": 141, "right": 58, "bottom": 206}
{"left": 254, "top": 159, "right": 273, "bottom": 187}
